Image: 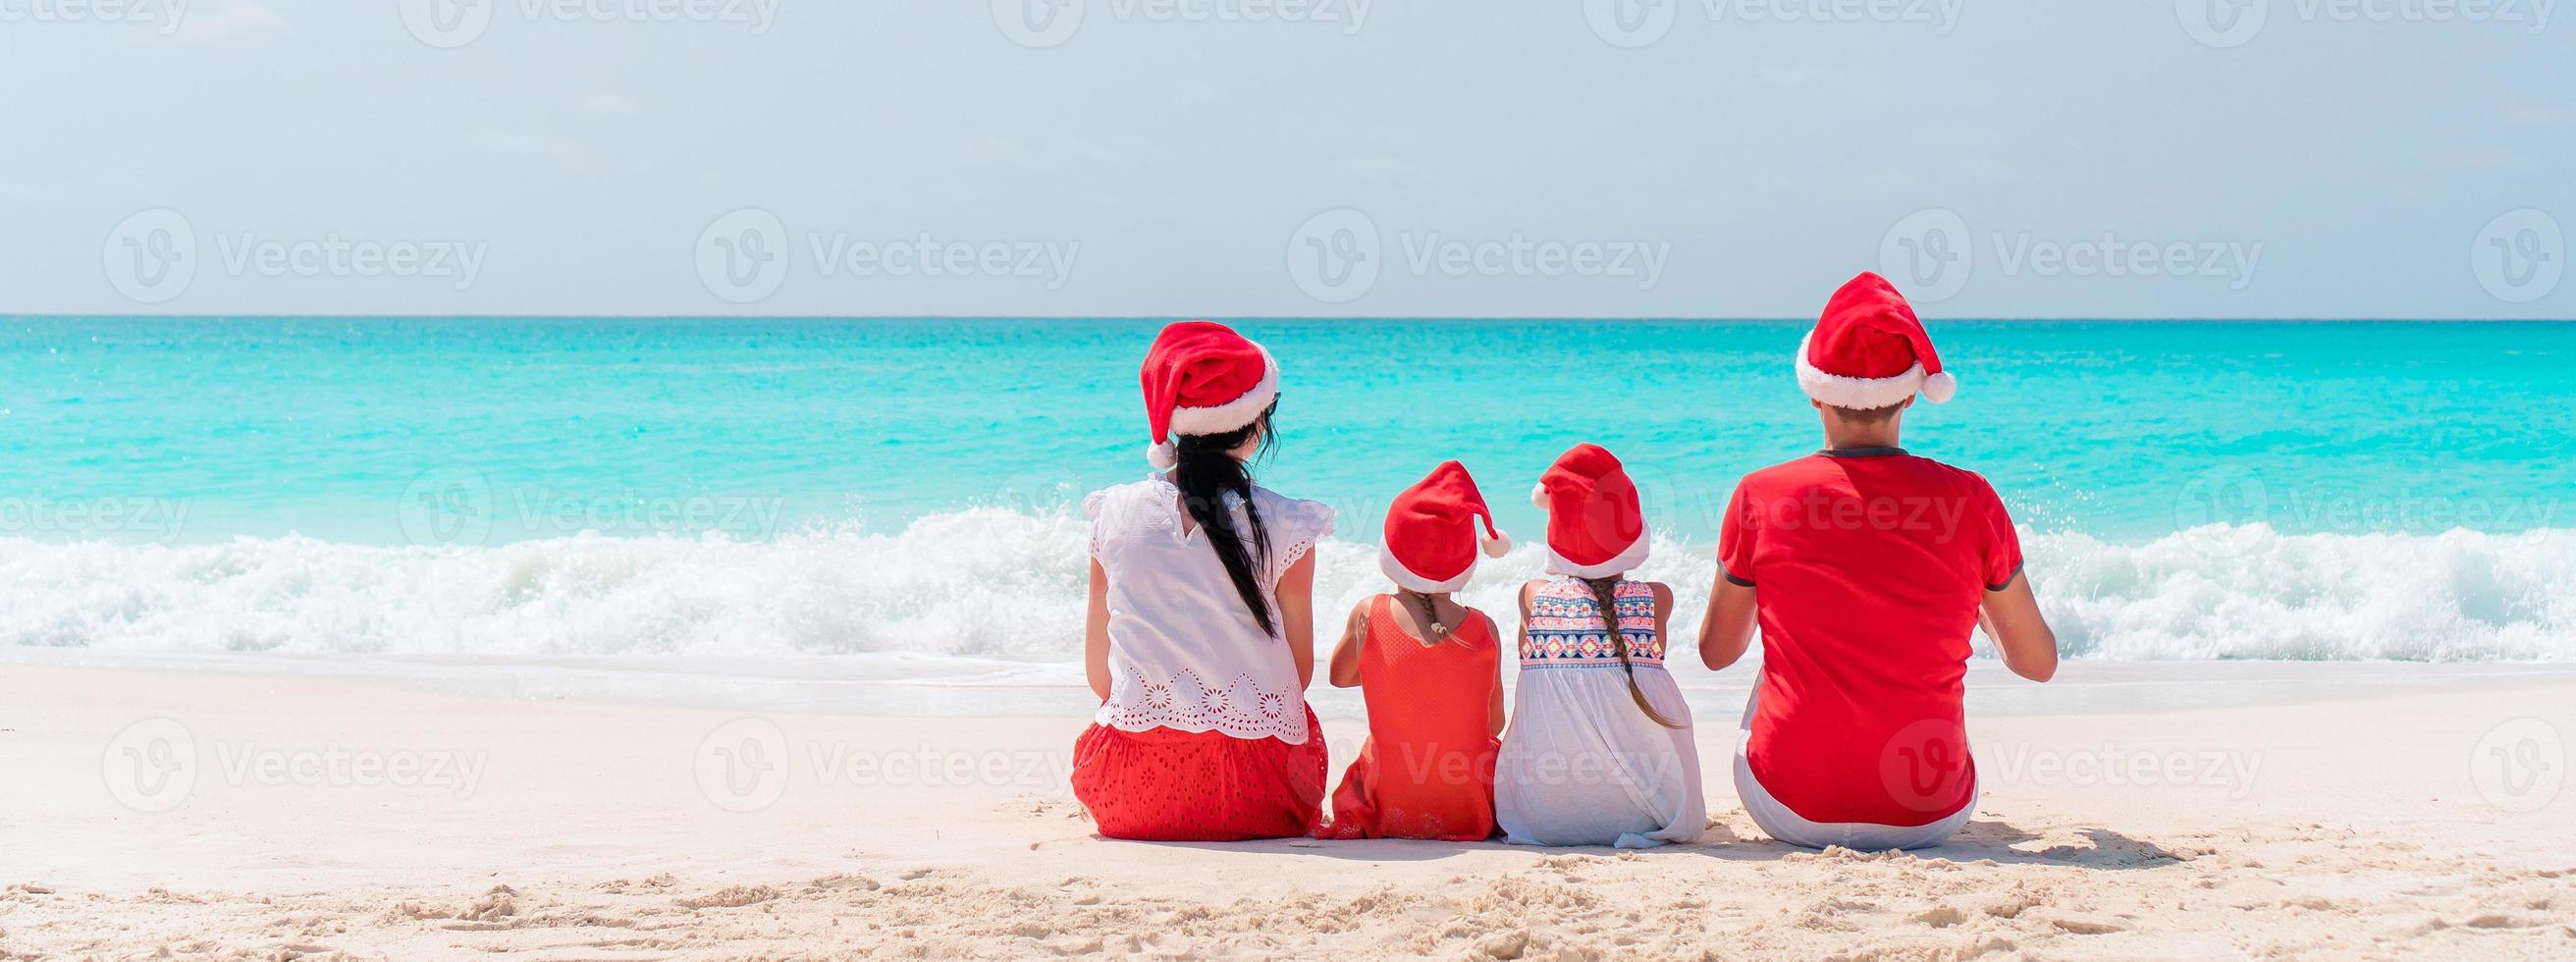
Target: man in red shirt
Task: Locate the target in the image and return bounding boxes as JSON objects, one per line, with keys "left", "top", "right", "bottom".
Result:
{"left": 1697, "top": 272, "right": 2058, "bottom": 851}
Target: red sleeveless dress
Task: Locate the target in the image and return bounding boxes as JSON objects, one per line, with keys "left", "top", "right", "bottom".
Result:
{"left": 1324, "top": 597, "right": 1502, "bottom": 841}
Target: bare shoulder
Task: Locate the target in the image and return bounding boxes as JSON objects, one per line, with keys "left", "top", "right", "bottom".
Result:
{"left": 1645, "top": 581, "right": 1675, "bottom": 612}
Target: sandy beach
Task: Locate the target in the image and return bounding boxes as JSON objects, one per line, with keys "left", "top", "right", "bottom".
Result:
{"left": 1, "top": 656, "right": 2568, "bottom": 960}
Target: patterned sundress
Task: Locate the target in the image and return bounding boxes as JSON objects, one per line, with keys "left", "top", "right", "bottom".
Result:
{"left": 1493, "top": 576, "right": 1705, "bottom": 848}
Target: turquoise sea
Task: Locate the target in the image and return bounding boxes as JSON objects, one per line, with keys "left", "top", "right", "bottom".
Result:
{"left": 4, "top": 317, "right": 2572, "bottom": 662}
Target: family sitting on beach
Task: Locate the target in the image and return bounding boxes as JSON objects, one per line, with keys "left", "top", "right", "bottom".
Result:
{"left": 1072, "top": 272, "right": 2061, "bottom": 850}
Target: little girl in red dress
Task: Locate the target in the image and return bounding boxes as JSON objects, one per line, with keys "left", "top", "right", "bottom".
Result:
{"left": 1321, "top": 461, "right": 1510, "bottom": 841}
{"left": 1072, "top": 322, "right": 1336, "bottom": 840}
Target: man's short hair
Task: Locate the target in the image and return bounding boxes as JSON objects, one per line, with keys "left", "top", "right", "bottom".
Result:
{"left": 1825, "top": 403, "right": 1905, "bottom": 425}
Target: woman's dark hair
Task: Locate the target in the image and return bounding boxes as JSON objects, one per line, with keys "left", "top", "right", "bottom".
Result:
{"left": 1170, "top": 404, "right": 1280, "bottom": 635}
{"left": 1583, "top": 575, "right": 1686, "bottom": 728}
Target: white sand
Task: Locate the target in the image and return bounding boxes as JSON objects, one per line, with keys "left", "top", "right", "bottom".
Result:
{"left": 3, "top": 659, "right": 2571, "bottom": 959}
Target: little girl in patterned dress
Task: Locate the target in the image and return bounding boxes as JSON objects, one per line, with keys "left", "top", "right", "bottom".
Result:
{"left": 1073, "top": 321, "right": 1337, "bottom": 840}
{"left": 1494, "top": 444, "right": 1705, "bottom": 848}
{"left": 1321, "top": 461, "right": 1511, "bottom": 841}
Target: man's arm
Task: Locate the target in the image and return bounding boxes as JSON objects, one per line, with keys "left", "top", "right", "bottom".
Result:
{"left": 1980, "top": 570, "right": 2057, "bottom": 682}
{"left": 1697, "top": 574, "right": 1757, "bottom": 671}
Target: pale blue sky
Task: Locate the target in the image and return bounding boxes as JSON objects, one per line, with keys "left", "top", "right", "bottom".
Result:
{"left": 2, "top": 0, "right": 2568, "bottom": 317}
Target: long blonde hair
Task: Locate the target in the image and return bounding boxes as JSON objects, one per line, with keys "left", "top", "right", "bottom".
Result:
{"left": 1581, "top": 576, "right": 1686, "bottom": 729}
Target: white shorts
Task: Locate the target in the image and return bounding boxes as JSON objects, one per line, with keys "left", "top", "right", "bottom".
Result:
{"left": 1732, "top": 687, "right": 1975, "bottom": 851}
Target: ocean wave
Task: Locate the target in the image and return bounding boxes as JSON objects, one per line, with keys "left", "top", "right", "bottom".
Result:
{"left": 4, "top": 510, "right": 2570, "bottom": 662}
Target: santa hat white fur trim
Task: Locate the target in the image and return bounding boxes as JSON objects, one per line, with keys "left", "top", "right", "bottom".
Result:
{"left": 1794, "top": 331, "right": 1954, "bottom": 409}
{"left": 1163, "top": 347, "right": 1280, "bottom": 438}
{"left": 1541, "top": 524, "right": 1652, "bottom": 579}
{"left": 1378, "top": 546, "right": 1476, "bottom": 593}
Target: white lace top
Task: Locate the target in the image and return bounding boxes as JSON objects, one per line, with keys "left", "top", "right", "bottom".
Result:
{"left": 1086, "top": 476, "right": 1334, "bottom": 744}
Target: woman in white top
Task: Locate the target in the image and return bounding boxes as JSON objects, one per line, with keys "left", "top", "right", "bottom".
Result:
{"left": 1072, "top": 322, "right": 1336, "bottom": 840}
{"left": 1494, "top": 444, "right": 1705, "bottom": 848}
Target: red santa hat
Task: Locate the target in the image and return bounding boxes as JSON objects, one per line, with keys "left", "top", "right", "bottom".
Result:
{"left": 1138, "top": 321, "right": 1279, "bottom": 469}
{"left": 1528, "top": 443, "right": 1649, "bottom": 578}
{"left": 1379, "top": 461, "right": 1512, "bottom": 593}
{"left": 1796, "top": 272, "right": 1957, "bottom": 409}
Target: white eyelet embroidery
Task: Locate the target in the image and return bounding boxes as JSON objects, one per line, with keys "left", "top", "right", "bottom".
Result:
{"left": 1100, "top": 667, "right": 1310, "bottom": 743}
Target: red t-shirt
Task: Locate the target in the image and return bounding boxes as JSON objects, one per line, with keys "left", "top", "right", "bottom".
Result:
{"left": 1718, "top": 448, "right": 2023, "bottom": 827}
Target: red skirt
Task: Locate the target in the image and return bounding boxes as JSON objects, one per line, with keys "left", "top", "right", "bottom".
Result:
{"left": 1071, "top": 707, "right": 1326, "bottom": 841}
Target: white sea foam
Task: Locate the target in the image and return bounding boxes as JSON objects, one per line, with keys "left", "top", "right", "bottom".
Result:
{"left": 4, "top": 510, "right": 2571, "bottom": 662}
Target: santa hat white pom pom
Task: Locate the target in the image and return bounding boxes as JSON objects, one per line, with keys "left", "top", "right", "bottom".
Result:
{"left": 1482, "top": 530, "right": 1512, "bottom": 558}
{"left": 1530, "top": 484, "right": 1549, "bottom": 509}
{"left": 1146, "top": 441, "right": 1179, "bottom": 470}
{"left": 1922, "top": 371, "right": 1958, "bottom": 403}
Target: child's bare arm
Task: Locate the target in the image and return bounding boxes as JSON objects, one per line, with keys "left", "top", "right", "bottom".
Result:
{"left": 1326, "top": 599, "right": 1369, "bottom": 688}
{"left": 1481, "top": 611, "right": 1506, "bottom": 736}
{"left": 1648, "top": 582, "right": 1675, "bottom": 643}
{"left": 1278, "top": 550, "right": 1319, "bottom": 690}
{"left": 1085, "top": 560, "right": 1112, "bottom": 702}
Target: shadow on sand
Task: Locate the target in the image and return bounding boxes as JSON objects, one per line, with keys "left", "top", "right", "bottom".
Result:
{"left": 1124, "top": 820, "right": 2185, "bottom": 871}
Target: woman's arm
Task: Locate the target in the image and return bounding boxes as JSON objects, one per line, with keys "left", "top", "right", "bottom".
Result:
{"left": 1325, "top": 599, "right": 1368, "bottom": 688}
{"left": 1697, "top": 575, "right": 1758, "bottom": 671}
{"left": 1980, "top": 571, "right": 2058, "bottom": 682}
{"left": 1085, "top": 559, "right": 1112, "bottom": 702}
{"left": 1278, "top": 550, "right": 1319, "bottom": 690}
